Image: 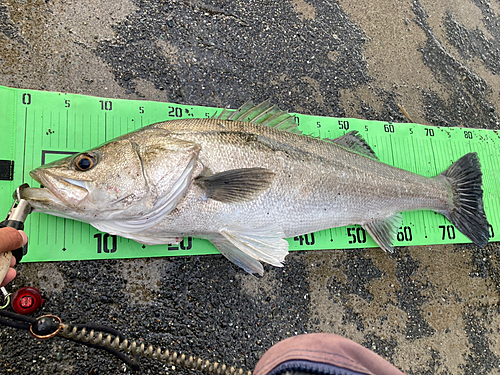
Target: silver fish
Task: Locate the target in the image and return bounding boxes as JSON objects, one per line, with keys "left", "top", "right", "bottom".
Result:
{"left": 21, "top": 101, "right": 489, "bottom": 275}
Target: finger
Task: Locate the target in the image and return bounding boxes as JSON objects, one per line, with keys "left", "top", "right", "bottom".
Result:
{"left": 0, "top": 268, "right": 16, "bottom": 287}
{"left": 18, "top": 230, "right": 28, "bottom": 246}
{"left": 0, "top": 227, "right": 24, "bottom": 253}
{"left": 10, "top": 255, "right": 16, "bottom": 268}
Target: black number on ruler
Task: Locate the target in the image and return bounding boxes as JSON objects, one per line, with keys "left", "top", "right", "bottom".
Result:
{"left": 139, "top": 106, "right": 144, "bottom": 114}
{"left": 384, "top": 124, "right": 395, "bottom": 133}
{"left": 425, "top": 128, "right": 434, "bottom": 137}
{"left": 439, "top": 225, "right": 456, "bottom": 240}
{"left": 99, "top": 100, "right": 113, "bottom": 111}
{"left": 180, "top": 237, "right": 193, "bottom": 250}
{"left": 294, "top": 116, "right": 300, "bottom": 125}
{"left": 489, "top": 224, "right": 495, "bottom": 238}
{"left": 293, "top": 233, "right": 315, "bottom": 246}
{"left": 22, "top": 93, "right": 31, "bottom": 105}
{"left": 338, "top": 120, "right": 349, "bottom": 130}
{"left": 317, "top": 121, "right": 321, "bottom": 128}
{"left": 65, "top": 100, "right": 70, "bottom": 108}
{"left": 347, "top": 227, "right": 366, "bottom": 244}
{"left": 397, "top": 226, "right": 413, "bottom": 242}
{"left": 94, "top": 233, "right": 118, "bottom": 253}
{"left": 168, "top": 106, "right": 183, "bottom": 117}
{"left": 464, "top": 130, "right": 473, "bottom": 139}
{"left": 168, "top": 237, "right": 193, "bottom": 251}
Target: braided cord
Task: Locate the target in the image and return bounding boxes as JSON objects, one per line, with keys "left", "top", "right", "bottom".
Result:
{"left": 59, "top": 324, "right": 252, "bottom": 375}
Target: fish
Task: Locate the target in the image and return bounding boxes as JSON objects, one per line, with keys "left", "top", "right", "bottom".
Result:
{"left": 21, "top": 101, "right": 490, "bottom": 275}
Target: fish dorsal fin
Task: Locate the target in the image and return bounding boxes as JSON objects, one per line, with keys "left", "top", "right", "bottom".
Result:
{"left": 363, "top": 213, "right": 403, "bottom": 253}
{"left": 329, "top": 131, "right": 379, "bottom": 160}
{"left": 195, "top": 167, "right": 275, "bottom": 203}
{"left": 217, "top": 100, "right": 301, "bottom": 134}
{"left": 210, "top": 225, "right": 289, "bottom": 275}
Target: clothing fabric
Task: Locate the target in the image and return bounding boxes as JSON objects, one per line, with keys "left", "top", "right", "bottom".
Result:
{"left": 253, "top": 333, "right": 405, "bottom": 375}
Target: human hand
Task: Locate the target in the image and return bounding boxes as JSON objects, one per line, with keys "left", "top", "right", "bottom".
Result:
{"left": 0, "top": 227, "right": 27, "bottom": 287}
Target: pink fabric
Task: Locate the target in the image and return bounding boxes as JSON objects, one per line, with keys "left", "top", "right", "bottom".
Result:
{"left": 253, "top": 333, "right": 405, "bottom": 375}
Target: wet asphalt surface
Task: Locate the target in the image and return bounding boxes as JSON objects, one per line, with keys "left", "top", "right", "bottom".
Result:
{"left": 1, "top": 0, "right": 500, "bottom": 374}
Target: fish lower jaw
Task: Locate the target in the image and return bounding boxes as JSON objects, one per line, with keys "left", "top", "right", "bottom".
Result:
{"left": 21, "top": 187, "right": 64, "bottom": 205}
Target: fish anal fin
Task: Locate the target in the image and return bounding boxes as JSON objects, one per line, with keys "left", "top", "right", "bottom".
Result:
{"left": 329, "top": 131, "right": 378, "bottom": 160}
{"left": 210, "top": 226, "right": 289, "bottom": 275}
{"left": 195, "top": 167, "right": 275, "bottom": 203}
{"left": 363, "top": 213, "right": 403, "bottom": 253}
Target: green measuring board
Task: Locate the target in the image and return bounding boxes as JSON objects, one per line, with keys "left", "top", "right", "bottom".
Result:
{"left": 0, "top": 85, "right": 498, "bottom": 263}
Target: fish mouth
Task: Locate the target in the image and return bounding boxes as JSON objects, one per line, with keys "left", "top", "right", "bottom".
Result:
{"left": 25, "top": 170, "right": 89, "bottom": 207}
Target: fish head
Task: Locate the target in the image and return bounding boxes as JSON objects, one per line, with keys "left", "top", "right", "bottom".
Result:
{"left": 22, "top": 129, "right": 201, "bottom": 223}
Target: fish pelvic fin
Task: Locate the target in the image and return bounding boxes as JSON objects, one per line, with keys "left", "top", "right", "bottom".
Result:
{"left": 363, "top": 214, "right": 403, "bottom": 253}
{"left": 439, "top": 152, "right": 489, "bottom": 247}
{"left": 210, "top": 238, "right": 265, "bottom": 276}
{"left": 210, "top": 226, "right": 289, "bottom": 275}
{"left": 195, "top": 167, "right": 275, "bottom": 203}
{"left": 217, "top": 100, "right": 301, "bottom": 134}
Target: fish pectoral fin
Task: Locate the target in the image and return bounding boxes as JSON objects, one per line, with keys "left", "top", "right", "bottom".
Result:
{"left": 363, "top": 213, "right": 403, "bottom": 253}
{"left": 328, "top": 131, "right": 378, "bottom": 160}
{"left": 210, "top": 226, "right": 289, "bottom": 275}
{"left": 195, "top": 168, "right": 275, "bottom": 203}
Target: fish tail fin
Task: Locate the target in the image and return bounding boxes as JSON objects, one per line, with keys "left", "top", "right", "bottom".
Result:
{"left": 439, "top": 152, "right": 489, "bottom": 247}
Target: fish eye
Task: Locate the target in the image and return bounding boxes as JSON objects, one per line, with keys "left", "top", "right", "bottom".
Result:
{"left": 74, "top": 153, "right": 97, "bottom": 171}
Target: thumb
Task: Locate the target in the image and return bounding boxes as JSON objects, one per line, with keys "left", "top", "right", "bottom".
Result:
{"left": 0, "top": 227, "right": 24, "bottom": 253}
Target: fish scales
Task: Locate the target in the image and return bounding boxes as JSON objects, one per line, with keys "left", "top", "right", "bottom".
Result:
{"left": 151, "top": 118, "right": 448, "bottom": 233}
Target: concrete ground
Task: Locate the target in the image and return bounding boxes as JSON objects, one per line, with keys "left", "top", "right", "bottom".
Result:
{"left": 1, "top": 0, "right": 500, "bottom": 373}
